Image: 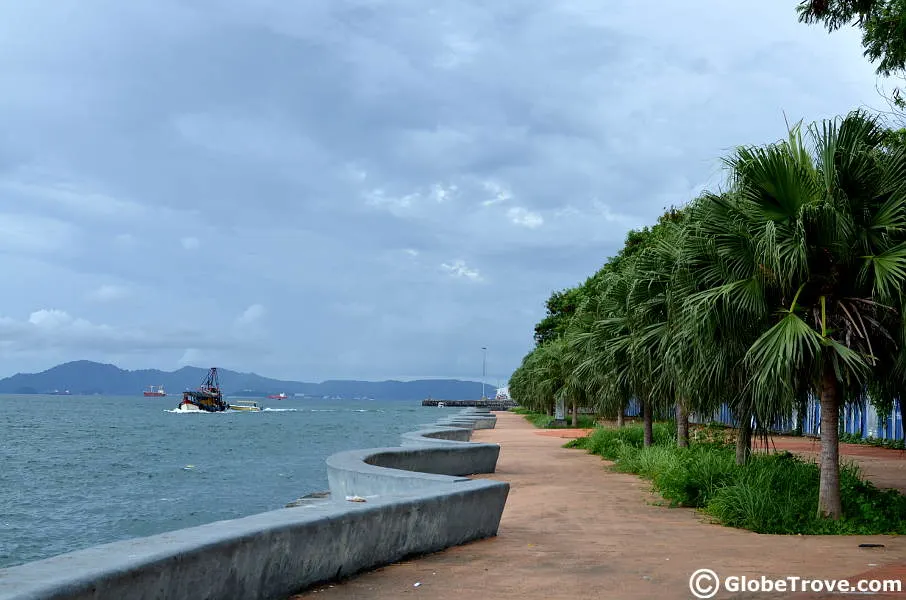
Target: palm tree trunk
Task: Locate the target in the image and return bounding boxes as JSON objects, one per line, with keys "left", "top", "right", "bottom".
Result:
{"left": 616, "top": 400, "right": 625, "bottom": 427}
{"left": 818, "top": 364, "right": 842, "bottom": 519}
{"left": 571, "top": 400, "right": 578, "bottom": 427}
{"left": 642, "top": 398, "right": 653, "bottom": 447}
{"left": 676, "top": 402, "right": 689, "bottom": 448}
{"left": 736, "top": 413, "right": 752, "bottom": 466}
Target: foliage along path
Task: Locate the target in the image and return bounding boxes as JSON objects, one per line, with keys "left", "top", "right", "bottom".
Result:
{"left": 291, "top": 412, "right": 906, "bottom": 600}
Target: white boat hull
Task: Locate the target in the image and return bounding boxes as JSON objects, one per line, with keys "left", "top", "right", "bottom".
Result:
{"left": 175, "top": 403, "right": 203, "bottom": 412}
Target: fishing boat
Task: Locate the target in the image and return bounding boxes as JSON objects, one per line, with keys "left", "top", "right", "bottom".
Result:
{"left": 176, "top": 368, "right": 228, "bottom": 412}
{"left": 229, "top": 400, "right": 262, "bottom": 412}
{"left": 144, "top": 385, "right": 167, "bottom": 397}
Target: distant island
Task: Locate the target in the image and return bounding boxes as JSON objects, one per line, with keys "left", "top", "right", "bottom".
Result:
{"left": 0, "top": 360, "right": 491, "bottom": 401}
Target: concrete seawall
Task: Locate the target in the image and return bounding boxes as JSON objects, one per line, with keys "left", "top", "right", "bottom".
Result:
{"left": 0, "top": 409, "right": 508, "bottom": 600}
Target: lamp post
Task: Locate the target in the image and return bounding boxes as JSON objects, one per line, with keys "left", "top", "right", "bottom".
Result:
{"left": 481, "top": 346, "right": 487, "bottom": 400}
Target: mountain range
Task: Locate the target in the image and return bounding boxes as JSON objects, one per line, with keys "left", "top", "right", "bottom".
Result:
{"left": 0, "top": 361, "right": 493, "bottom": 401}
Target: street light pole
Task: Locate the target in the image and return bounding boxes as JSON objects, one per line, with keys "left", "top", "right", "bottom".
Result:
{"left": 481, "top": 346, "right": 487, "bottom": 400}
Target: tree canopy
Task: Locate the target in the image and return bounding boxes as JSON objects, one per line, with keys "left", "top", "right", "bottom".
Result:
{"left": 798, "top": 0, "right": 906, "bottom": 77}
{"left": 514, "top": 110, "right": 906, "bottom": 519}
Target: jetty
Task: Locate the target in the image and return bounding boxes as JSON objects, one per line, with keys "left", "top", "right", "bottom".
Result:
{"left": 422, "top": 398, "right": 518, "bottom": 410}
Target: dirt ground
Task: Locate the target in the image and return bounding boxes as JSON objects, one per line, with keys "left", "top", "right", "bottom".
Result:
{"left": 290, "top": 413, "right": 906, "bottom": 600}
{"left": 762, "top": 436, "right": 906, "bottom": 495}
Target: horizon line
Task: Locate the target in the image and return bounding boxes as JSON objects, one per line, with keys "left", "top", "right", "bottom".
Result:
{"left": 0, "top": 359, "right": 510, "bottom": 385}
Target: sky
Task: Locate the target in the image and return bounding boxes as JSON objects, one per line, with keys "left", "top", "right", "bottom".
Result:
{"left": 0, "top": 1, "right": 889, "bottom": 383}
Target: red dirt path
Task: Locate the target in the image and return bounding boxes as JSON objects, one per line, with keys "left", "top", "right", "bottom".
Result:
{"left": 289, "top": 413, "right": 906, "bottom": 600}
{"left": 533, "top": 428, "right": 593, "bottom": 439}
{"left": 763, "top": 436, "right": 906, "bottom": 495}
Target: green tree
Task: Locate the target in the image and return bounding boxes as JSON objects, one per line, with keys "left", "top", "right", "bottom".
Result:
{"left": 709, "top": 110, "right": 906, "bottom": 517}
{"left": 798, "top": 0, "right": 906, "bottom": 77}
{"left": 798, "top": 1, "right": 906, "bottom": 111}
{"left": 679, "top": 192, "right": 798, "bottom": 465}
{"left": 571, "top": 217, "right": 682, "bottom": 446}
{"left": 626, "top": 212, "right": 692, "bottom": 446}
{"left": 572, "top": 269, "right": 641, "bottom": 435}
{"left": 533, "top": 286, "right": 590, "bottom": 346}
{"left": 509, "top": 338, "right": 570, "bottom": 416}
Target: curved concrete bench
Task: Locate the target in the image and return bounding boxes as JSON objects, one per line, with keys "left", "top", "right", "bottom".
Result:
{"left": 0, "top": 413, "right": 509, "bottom": 600}
{"left": 420, "top": 407, "right": 497, "bottom": 430}
{"left": 463, "top": 416, "right": 497, "bottom": 429}
{"left": 327, "top": 444, "right": 501, "bottom": 497}
{"left": 400, "top": 426, "right": 473, "bottom": 447}
{"left": 435, "top": 417, "right": 496, "bottom": 429}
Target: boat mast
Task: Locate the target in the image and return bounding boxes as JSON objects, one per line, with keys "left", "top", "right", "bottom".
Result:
{"left": 201, "top": 367, "right": 219, "bottom": 392}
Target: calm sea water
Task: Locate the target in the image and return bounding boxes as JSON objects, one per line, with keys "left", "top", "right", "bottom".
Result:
{"left": 0, "top": 394, "right": 458, "bottom": 568}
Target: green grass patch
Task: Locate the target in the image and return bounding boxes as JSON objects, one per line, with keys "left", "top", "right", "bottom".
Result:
{"left": 568, "top": 424, "right": 906, "bottom": 535}
{"left": 839, "top": 432, "right": 906, "bottom": 451}
{"left": 565, "top": 422, "right": 674, "bottom": 455}
{"left": 512, "top": 407, "right": 598, "bottom": 429}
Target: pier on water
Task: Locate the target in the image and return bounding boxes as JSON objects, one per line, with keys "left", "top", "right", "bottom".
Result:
{"left": 421, "top": 398, "right": 518, "bottom": 410}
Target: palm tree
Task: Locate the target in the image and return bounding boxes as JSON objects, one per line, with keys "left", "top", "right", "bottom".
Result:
{"left": 509, "top": 339, "right": 571, "bottom": 419}
{"left": 573, "top": 269, "right": 642, "bottom": 436}
{"left": 703, "top": 111, "right": 906, "bottom": 517}
{"left": 678, "top": 192, "right": 787, "bottom": 464}
{"left": 557, "top": 334, "right": 589, "bottom": 427}
{"left": 629, "top": 215, "right": 693, "bottom": 446}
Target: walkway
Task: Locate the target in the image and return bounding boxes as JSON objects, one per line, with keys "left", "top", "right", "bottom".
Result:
{"left": 291, "top": 412, "right": 906, "bottom": 600}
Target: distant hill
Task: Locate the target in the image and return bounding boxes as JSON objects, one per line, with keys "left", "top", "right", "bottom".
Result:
{"left": 0, "top": 360, "right": 490, "bottom": 401}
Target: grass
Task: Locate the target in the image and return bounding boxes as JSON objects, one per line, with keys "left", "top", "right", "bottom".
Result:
{"left": 839, "top": 432, "right": 906, "bottom": 451}
{"left": 566, "top": 424, "right": 906, "bottom": 535}
{"left": 512, "top": 407, "right": 599, "bottom": 429}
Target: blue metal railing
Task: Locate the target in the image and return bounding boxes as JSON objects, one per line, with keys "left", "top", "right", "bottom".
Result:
{"left": 689, "top": 397, "right": 903, "bottom": 441}
{"left": 618, "top": 395, "right": 903, "bottom": 441}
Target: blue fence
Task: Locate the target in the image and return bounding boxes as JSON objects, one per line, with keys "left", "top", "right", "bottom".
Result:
{"left": 693, "top": 398, "right": 903, "bottom": 441}
{"left": 624, "top": 398, "right": 904, "bottom": 440}
{"left": 623, "top": 399, "right": 678, "bottom": 421}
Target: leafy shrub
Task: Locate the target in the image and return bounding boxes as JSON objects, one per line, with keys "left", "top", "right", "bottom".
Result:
{"left": 689, "top": 423, "right": 736, "bottom": 449}
{"left": 515, "top": 409, "right": 598, "bottom": 429}
{"left": 572, "top": 422, "right": 674, "bottom": 458}
{"left": 568, "top": 424, "right": 906, "bottom": 535}
{"left": 704, "top": 452, "right": 820, "bottom": 533}
{"left": 839, "top": 432, "right": 905, "bottom": 450}
{"left": 655, "top": 446, "right": 737, "bottom": 507}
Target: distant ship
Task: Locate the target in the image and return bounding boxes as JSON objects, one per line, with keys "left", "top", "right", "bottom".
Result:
{"left": 143, "top": 385, "right": 167, "bottom": 397}
{"left": 176, "top": 368, "right": 228, "bottom": 412}
{"left": 267, "top": 392, "right": 287, "bottom": 400}
{"left": 495, "top": 386, "right": 510, "bottom": 400}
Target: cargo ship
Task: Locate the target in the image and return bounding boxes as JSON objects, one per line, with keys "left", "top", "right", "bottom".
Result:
{"left": 143, "top": 385, "right": 167, "bottom": 397}
{"left": 267, "top": 392, "right": 287, "bottom": 400}
{"left": 176, "top": 368, "right": 228, "bottom": 412}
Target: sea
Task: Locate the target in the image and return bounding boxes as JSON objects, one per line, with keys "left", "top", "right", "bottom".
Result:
{"left": 0, "top": 394, "right": 460, "bottom": 569}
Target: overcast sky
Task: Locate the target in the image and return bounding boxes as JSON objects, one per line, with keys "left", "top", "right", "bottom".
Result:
{"left": 0, "top": 1, "right": 886, "bottom": 383}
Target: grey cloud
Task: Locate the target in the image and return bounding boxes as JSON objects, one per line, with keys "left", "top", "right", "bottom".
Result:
{"left": 0, "top": 0, "right": 884, "bottom": 381}
{"left": 0, "top": 308, "right": 258, "bottom": 355}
